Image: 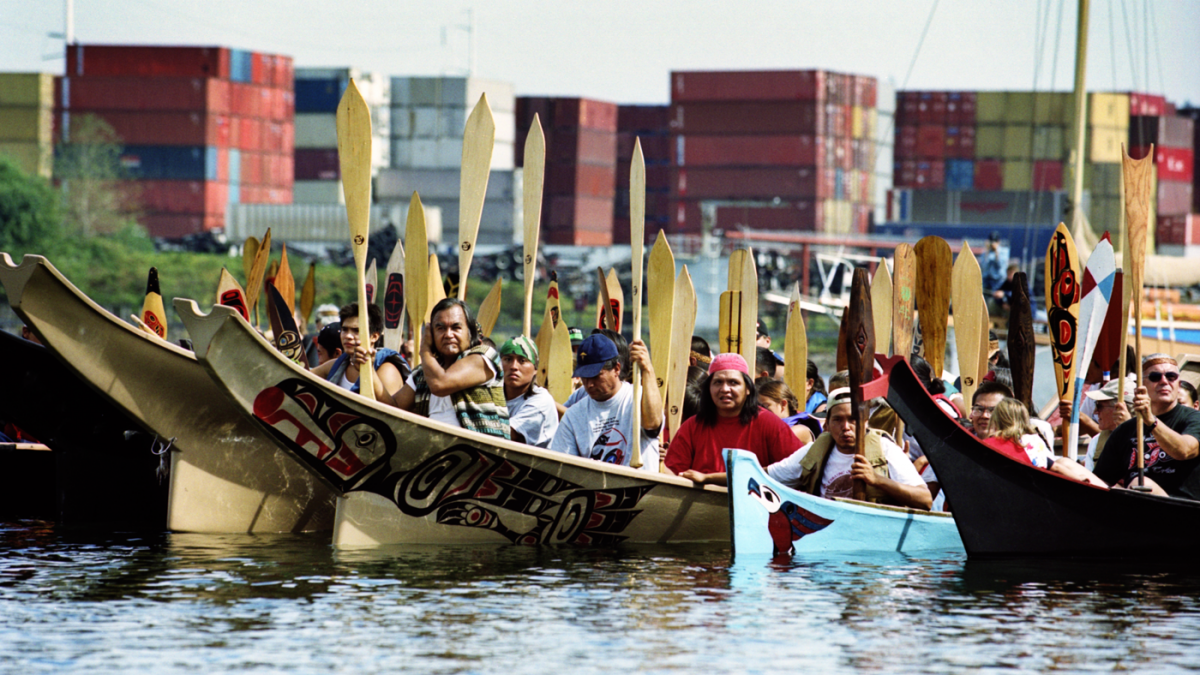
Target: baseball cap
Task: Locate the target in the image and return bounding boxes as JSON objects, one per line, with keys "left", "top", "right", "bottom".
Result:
{"left": 500, "top": 335, "right": 539, "bottom": 364}
{"left": 573, "top": 334, "right": 618, "bottom": 378}
{"left": 568, "top": 326, "right": 584, "bottom": 347}
{"left": 707, "top": 352, "right": 750, "bottom": 376}
{"left": 757, "top": 320, "right": 769, "bottom": 337}
{"left": 1086, "top": 375, "right": 1136, "bottom": 404}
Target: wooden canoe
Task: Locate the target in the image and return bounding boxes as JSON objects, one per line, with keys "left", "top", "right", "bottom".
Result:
{"left": 880, "top": 353, "right": 1200, "bottom": 559}
{"left": 176, "top": 299, "right": 731, "bottom": 547}
{"left": 726, "top": 449, "right": 962, "bottom": 556}
{"left": 0, "top": 254, "right": 336, "bottom": 533}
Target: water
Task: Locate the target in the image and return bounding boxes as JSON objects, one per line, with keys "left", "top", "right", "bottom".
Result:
{"left": 4, "top": 521, "right": 1200, "bottom": 674}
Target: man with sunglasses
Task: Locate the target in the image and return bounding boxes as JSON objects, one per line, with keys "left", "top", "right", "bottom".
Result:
{"left": 1094, "top": 354, "right": 1200, "bottom": 498}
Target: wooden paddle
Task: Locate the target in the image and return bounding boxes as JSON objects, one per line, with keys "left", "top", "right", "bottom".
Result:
{"left": 457, "top": 94, "right": 496, "bottom": 300}
{"left": 607, "top": 268, "right": 624, "bottom": 332}
{"left": 522, "top": 114, "right": 545, "bottom": 338}
{"left": 871, "top": 257, "right": 893, "bottom": 357}
{"left": 1093, "top": 269, "right": 1124, "bottom": 379}
{"left": 242, "top": 236, "right": 260, "bottom": 328}
{"left": 596, "top": 267, "right": 617, "bottom": 331}
{"left": 835, "top": 304, "right": 848, "bottom": 372}
{"left": 629, "top": 139, "right": 647, "bottom": 469}
{"left": 784, "top": 282, "right": 808, "bottom": 400}
{"left": 739, "top": 248, "right": 759, "bottom": 372}
{"left": 477, "top": 278, "right": 502, "bottom": 338}
{"left": 364, "top": 257, "right": 378, "bottom": 305}
{"left": 275, "top": 244, "right": 296, "bottom": 317}
{"left": 845, "top": 267, "right": 876, "bottom": 502}
{"left": 404, "top": 191, "right": 429, "bottom": 367}
{"left": 728, "top": 249, "right": 746, "bottom": 292}
{"left": 1044, "top": 222, "right": 1082, "bottom": 419}
{"left": 429, "top": 253, "right": 446, "bottom": 305}
{"left": 546, "top": 312, "right": 573, "bottom": 404}
{"left": 245, "top": 229, "right": 271, "bottom": 332}
{"left": 383, "top": 238, "right": 405, "bottom": 351}
{"left": 139, "top": 267, "right": 167, "bottom": 340}
{"left": 913, "top": 236, "right": 951, "bottom": 377}
{"left": 892, "top": 243, "right": 917, "bottom": 360}
{"left": 647, "top": 231, "right": 675, "bottom": 394}
{"left": 1067, "top": 234, "right": 1116, "bottom": 459}
{"left": 300, "top": 262, "right": 316, "bottom": 330}
{"left": 1123, "top": 143, "right": 1153, "bottom": 488}
{"left": 951, "top": 241, "right": 985, "bottom": 406}
{"left": 266, "top": 282, "right": 306, "bottom": 364}
{"left": 1006, "top": 272, "right": 1036, "bottom": 410}
{"left": 665, "top": 265, "right": 696, "bottom": 472}
{"left": 535, "top": 273, "right": 560, "bottom": 387}
{"left": 337, "top": 78, "right": 375, "bottom": 401}
{"left": 718, "top": 289, "right": 743, "bottom": 357}
{"left": 216, "top": 267, "right": 249, "bottom": 321}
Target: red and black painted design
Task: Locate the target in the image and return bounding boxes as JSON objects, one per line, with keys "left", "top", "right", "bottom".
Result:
{"left": 384, "top": 273, "right": 404, "bottom": 329}
{"left": 219, "top": 288, "right": 250, "bottom": 321}
{"left": 142, "top": 311, "right": 166, "bottom": 338}
{"left": 1047, "top": 230, "right": 1080, "bottom": 397}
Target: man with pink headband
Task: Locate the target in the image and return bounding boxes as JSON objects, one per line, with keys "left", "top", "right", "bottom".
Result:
{"left": 664, "top": 353, "right": 804, "bottom": 485}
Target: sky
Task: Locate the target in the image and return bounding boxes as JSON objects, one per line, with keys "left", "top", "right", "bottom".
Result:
{"left": 2, "top": 0, "right": 1199, "bottom": 109}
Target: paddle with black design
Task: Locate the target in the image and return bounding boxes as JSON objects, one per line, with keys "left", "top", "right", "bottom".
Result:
{"left": 138, "top": 267, "right": 168, "bottom": 340}
{"left": 382, "top": 238, "right": 405, "bottom": 351}
{"left": 1067, "top": 234, "right": 1116, "bottom": 460}
{"left": 892, "top": 243, "right": 917, "bottom": 360}
{"left": 1123, "top": 143, "right": 1154, "bottom": 490}
{"left": 596, "top": 267, "right": 617, "bottom": 331}
{"left": 1007, "top": 272, "right": 1035, "bottom": 410}
{"left": 266, "top": 281, "right": 306, "bottom": 365}
{"left": 1044, "top": 222, "right": 1081, "bottom": 439}
{"left": 216, "top": 267, "right": 249, "bottom": 321}
{"left": 337, "top": 78, "right": 376, "bottom": 402}
{"left": 913, "top": 236, "right": 951, "bottom": 377}
{"left": 457, "top": 94, "right": 496, "bottom": 301}
{"left": 404, "top": 192, "right": 429, "bottom": 368}
{"left": 844, "top": 267, "right": 875, "bottom": 502}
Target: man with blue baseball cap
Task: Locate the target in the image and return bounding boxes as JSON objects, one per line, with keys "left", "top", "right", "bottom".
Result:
{"left": 500, "top": 335, "right": 558, "bottom": 448}
{"left": 550, "top": 333, "right": 662, "bottom": 470}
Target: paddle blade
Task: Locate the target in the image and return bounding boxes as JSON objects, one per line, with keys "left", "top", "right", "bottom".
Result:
{"left": 891, "top": 243, "right": 917, "bottom": 359}
{"left": 275, "top": 244, "right": 296, "bottom": 317}
{"left": 595, "top": 267, "right": 617, "bottom": 331}
{"left": 244, "top": 228, "right": 271, "bottom": 317}
{"left": 739, "top": 248, "right": 758, "bottom": 371}
{"left": 648, "top": 231, "right": 676, "bottom": 391}
{"left": 1094, "top": 269, "right": 1124, "bottom": 375}
{"left": 383, "top": 236, "right": 406, "bottom": 349}
{"left": 300, "top": 262, "right": 316, "bottom": 328}
{"left": 914, "top": 236, "right": 952, "bottom": 376}
{"left": 951, "top": 242, "right": 984, "bottom": 405}
{"left": 458, "top": 93, "right": 496, "bottom": 300}
{"left": 522, "top": 114, "right": 545, "bottom": 337}
{"left": 846, "top": 267, "right": 875, "bottom": 500}
{"left": 719, "top": 290, "right": 743, "bottom": 356}
{"left": 140, "top": 267, "right": 167, "bottom": 340}
{"left": 871, "top": 257, "right": 893, "bottom": 357}
{"left": 364, "top": 257, "right": 378, "bottom": 305}
{"left": 784, "top": 283, "right": 808, "bottom": 400}
{"left": 338, "top": 79, "right": 375, "bottom": 401}
{"left": 478, "top": 278, "right": 503, "bottom": 337}
{"left": 667, "top": 266, "right": 697, "bottom": 443}
{"left": 404, "top": 191, "right": 429, "bottom": 365}
{"left": 267, "top": 282, "right": 306, "bottom": 365}
{"left": 535, "top": 278, "right": 560, "bottom": 387}
{"left": 1045, "top": 223, "right": 1082, "bottom": 402}
{"left": 242, "top": 236, "right": 259, "bottom": 284}
{"left": 1007, "top": 272, "right": 1036, "bottom": 409}
{"left": 630, "top": 139, "right": 645, "bottom": 344}
{"left": 547, "top": 316, "right": 574, "bottom": 404}
{"left": 216, "top": 267, "right": 249, "bottom": 321}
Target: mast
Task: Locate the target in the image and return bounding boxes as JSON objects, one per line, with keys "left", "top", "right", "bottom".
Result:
{"left": 1068, "top": 0, "right": 1095, "bottom": 255}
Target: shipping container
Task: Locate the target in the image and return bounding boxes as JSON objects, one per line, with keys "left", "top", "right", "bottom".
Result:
{"left": 57, "top": 109, "right": 228, "bottom": 146}
{"left": 0, "top": 106, "right": 53, "bottom": 143}
{"left": 294, "top": 113, "right": 337, "bottom": 148}
{"left": 1089, "top": 126, "right": 1125, "bottom": 163}
{"left": 1129, "top": 92, "right": 1167, "bottom": 117}
{"left": 293, "top": 148, "right": 339, "bottom": 181}
{"left": 0, "top": 140, "right": 52, "bottom": 177}
{"left": 916, "top": 125, "right": 945, "bottom": 158}
{"left": 375, "top": 168, "right": 516, "bottom": 201}
{"left": 670, "top": 166, "right": 821, "bottom": 199}
{"left": 67, "top": 45, "right": 231, "bottom": 80}
{"left": 135, "top": 179, "right": 228, "bottom": 214}
{"left": 616, "top": 132, "right": 670, "bottom": 161}
{"left": 671, "top": 70, "right": 829, "bottom": 103}
{"left": 1002, "top": 125, "right": 1033, "bottom": 159}
{"left": 113, "top": 144, "right": 218, "bottom": 180}
{"left": 974, "top": 159, "right": 1003, "bottom": 191}
{"left": 667, "top": 101, "right": 825, "bottom": 135}
{"left": 672, "top": 134, "right": 827, "bottom": 167}
{"left": 1129, "top": 115, "right": 1195, "bottom": 150}
{"left": 58, "top": 75, "right": 230, "bottom": 114}
{"left": 1090, "top": 93, "right": 1131, "bottom": 128}
{"left": 544, "top": 162, "right": 616, "bottom": 198}
{"left": 975, "top": 92, "right": 1007, "bottom": 124}
{"left": 976, "top": 124, "right": 1004, "bottom": 158}
{"left": 945, "top": 159, "right": 974, "bottom": 190}
{"left": 0, "top": 73, "right": 55, "bottom": 107}
{"left": 618, "top": 104, "right": 671, "bottom": 134}
{"left": 392, "top": 76, "right": 513, "bottom": 112}
{"left": 1159, "top": 180, "right": 1194, "bottom": 216}
{"left": 229, "top": 50, "right": 252, "bottom": 83}
{"left": 1156, "top": 213, "right": 1200, "bottom": 246}
{"left": 1032, "top": 126, "right": 1065, "bottom": 160}
{"left": 1002, "top": 160, "right": 1032, "bottom": 191}
{"left": 1129, "top": 146, "right": 1194, "bottom": 183}
{"left": 140, "top": 212, "right": 224, "bottom": 238}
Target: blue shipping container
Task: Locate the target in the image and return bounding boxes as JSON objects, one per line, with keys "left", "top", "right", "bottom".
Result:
{"left": 230, "top": 50, "right": 252, "bottom": 83}
{"left": 228, "top": 182, "right": 240, "bottom": 204}
{"left": 115, "top": 145, "right": 218, "bottom": 181}
{"left": 946, "top": 159, "right": 975, "bottom": 190}
{"left": 228, "top": 149, "right": 241, "bottom": 184}
{"left": 294, "top": 78, "right": 346, "bottom": 113}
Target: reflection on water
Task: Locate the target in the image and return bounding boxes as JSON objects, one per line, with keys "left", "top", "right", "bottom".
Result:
{"left": 4, "top": 520, "right": 1200, "bottom": 673}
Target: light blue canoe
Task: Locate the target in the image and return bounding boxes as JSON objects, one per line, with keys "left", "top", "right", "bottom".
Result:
{"left": 724, "top": 449, "right": 964, "bottom": 556}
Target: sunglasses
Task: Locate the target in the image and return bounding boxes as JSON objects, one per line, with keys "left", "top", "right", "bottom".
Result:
{"left": 1148, "top": 371, "right": 1180, "bottom": 383}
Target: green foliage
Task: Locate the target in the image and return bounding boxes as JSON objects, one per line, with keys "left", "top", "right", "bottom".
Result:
{"left": 0, "top": 155, "right": 64, "bottom": 255}
{"left": 54, "top": 114, "right": 142, "bottom": 237}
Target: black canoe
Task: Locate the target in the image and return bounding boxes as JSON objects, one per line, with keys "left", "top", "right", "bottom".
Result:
{"left": 877, "top": 354, "right": 1200, "bottom": 559}
{"left": 0, "top": 329, "right": 167, "bottom": 528}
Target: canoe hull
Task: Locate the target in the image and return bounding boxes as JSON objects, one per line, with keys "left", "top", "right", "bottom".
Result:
{"left": 726, "top": 449, "right": 962, "bottom": 556}
{"left": 179, "top": 299, "right": 731, "bottom": 547}
{"left": 883, "top": 355, "right": 1200, "bottom": 559}
{"left": 0, "top": 254, "right": 336, "bottom": 533}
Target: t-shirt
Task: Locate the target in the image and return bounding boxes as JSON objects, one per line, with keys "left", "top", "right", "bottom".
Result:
{"left": 564, "top": 384, "right": 588, "bottom": 408}
{"left": 665, "top": 409, "right": 803, "bottom": 476}
{"left": 506, "top": 385, "right": 559, "bottom": 449}
{"left": 808, "top": 435, "right": 926, "bottom": 499}
{"left": 405, "top": 355, "right": 499, "bottom": 428}
{"left": 550, "top": 381, "right": 659, "bottom": 471}
{"left": 1094, "top": 403, "right": 1200, "bottom": 498}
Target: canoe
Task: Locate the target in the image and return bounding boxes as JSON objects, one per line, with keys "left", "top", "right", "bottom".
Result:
{"left": 725, "top": 449, "right": 962, "bottom": 556}
{"left": 0, "top": 328, "right": 167, "bottom": 528}
{"left": 881, "top": 353, "right": 1200, "bottom": 559}
{"left": 175, "top": 299, "right": 731, "bottom": 546}
{"left": 0, "top": 254, "right": 336, "bottom": 533}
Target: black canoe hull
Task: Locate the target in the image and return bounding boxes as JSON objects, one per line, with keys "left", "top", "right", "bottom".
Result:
{"left": 882, "top": 355, "right": 1200, "bottom": 559}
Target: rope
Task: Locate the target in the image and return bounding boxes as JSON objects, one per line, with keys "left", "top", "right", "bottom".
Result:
{"left": 151, "top": 435, "right": 176, "bottom": 485}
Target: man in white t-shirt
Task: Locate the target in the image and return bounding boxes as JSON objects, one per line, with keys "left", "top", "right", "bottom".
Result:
{"left": 769, "top": 388, "right": 931, "bottom": 509}
{"left": 550, "top": 334, "right": 661, "bottom": 471}
{"left": 500, "top": 335, "right": 558, "bottom": 448}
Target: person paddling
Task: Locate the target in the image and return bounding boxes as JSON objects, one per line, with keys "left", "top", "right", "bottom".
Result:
{"left": 310, "top": 303, "right": 407, "bottom": 399}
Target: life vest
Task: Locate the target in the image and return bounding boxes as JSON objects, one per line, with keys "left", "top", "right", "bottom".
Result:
{"left": 795, "top": 430, "right": 893, "bottom": 505}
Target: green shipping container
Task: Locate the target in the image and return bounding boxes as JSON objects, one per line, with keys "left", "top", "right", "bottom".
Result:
{"left": 0, "top": 141, "right": 52, "bottom": 178}
{"left": 0, "top": 106, "right": 53, "bottom": 143}
{"left": 1003, "top": 125, "right": 1033, "bottom": 159}
{"left": 1002, "top": 159, "right": 1032, "bottom": 190}
{"left": 976, "top": 124, "right": 1005, "bottom": 157}
{"left": 1032, "top": 126, "right": 1066, "bottom": 160}
{"left": 0, "top": 73, "right": 54, "bottom": 108}
{"left": 975, "top": 92, "right": 1007, "bottom": 123}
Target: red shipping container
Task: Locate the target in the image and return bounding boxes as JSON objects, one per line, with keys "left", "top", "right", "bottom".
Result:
{"left": 975, "top": 159, "right": 1003, "bottom": 190}
{"left": 1033, "top": 160, "right": 1064, "bottom": 190}
{"left": 241, "top": 151, "right": 265, "bottom": 185}
{"left": 1159, "top": 180, "right": 1194, "bottom": 216}
{"left": 59, "top": 110, "right": 229, "bottom": 146}
{"left": 280, "top": 120, "right": 294, "bottom": 155}
{"left": 917, "top": 125, "right": 946, "bottom": 158}
{"left": 278, "top": 58, "right": 294, "bottom": 92}
{"left": 66, "top": 44, "right": 230, "bottom": 79}
{"left": 136, "top": 180, "right": 228, "bottom": 214}
{"left": 279, "top": 154, "right": 294, "bottom": 188}
{"left": 230, "top": 83, "right": 265, "bottom": 118}
{"left": 239, "top": 117, "right": 263, "bottom": 151}
{"left": 918, "top": 92, "right": 947, "bottom": 125}
{"left": 820, "top": 167, "right": 837, "bottom": 199}
{"left": 853, "top": 204, "right": 872, "bottom": 234}
{"left": 895, "top": 125, "right": 918, "bottom": 159}
{"left": 897, "top": 92, "right": 920, "bottom": 126}
{"left": 1156, "top": 214, "right": 1191, "bottom": 245}
{"left": 1129, "top": 92, "right": 1167, "bottom": 116}
{"left": 670, "top": 166, "right": 821, "bottom": 200}
{"left": 545, "top": 162, "right": 616, "bottom": 198}
{"left": 294, "top": 149, "right": 339, "bottom": 181}
{"left": 1129, "top": 145, "right": 1195, "bottom": 183}
{"left": 251, "top": 53, "right": 270, "bottom": 85}
{"left": 671, "top": 70, "right": 826, "bottom": 103}
{"left": 915, "top": 160, "right": 945, "bottom": 189}
{"left": 545, "top": 196, "right": 613, "bottom": 246}
{"left": 263, "top": 122, "right": 286, "bottom": 153}
{"left": 957, "top": 126, "right": 977, "bottom": 158}
{"left": 674, "top": 134, "right": 826, "bottom": 167}
{"left": 617, "top": 104, "right": 671, "bottom": 133}
{"left": 553, "top": 98, "right": 617, "bottom": 131}
{"left": 668, "top": 102, "right": 826, "bottom": 135}
{"left": 57, "top": 76, "right": 230, "bottom": 114}
{"left": 894, "top": 160, "right": 918, "bottom": 188}
{"left": 616, "top": 132, "right": 670, "bottom": 161}
{"left": 670, "top": 198, "right": 826, "bottom": 234}
{"left": 547, "top": 128, "right": 616, "bottom": 165}
{"left": 140, "top": 212, "right": 224, "bottom": 238}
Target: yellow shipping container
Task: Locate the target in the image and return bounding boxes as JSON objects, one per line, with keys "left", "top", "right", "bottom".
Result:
{"left": 1083, "top": 161, "right": 1122, "bottom": 197}
{"left": 864, "top": 108, "right": 877, "bottom": 142}
{"left": 1088, "top": 126, "right": 1124, "bottom": 163}
{"left": 1002, "top": 160, "right": 1033, "bottom": 191}
{"left": 1003, "top": 125, "right": 1033, "bottom": 159}
{"left": 851, "top": 106, "right": 863, "bottom": 139}
{"left": 1089, "top": 93, "right": 1130, "bottom": 128}
{"left": 0, "top": 73, "right": 54, "bottom": 108}
{"left": 1032, "top": 126, "right": 1066, "bottom": 160}
{"left": 976, "top": 92, "right": 1007, "bottom": 123}
{"left": 976, "top": 124, "right": 1005, "bottom": 157}
{"left": 0, "top": 141, "right": 52, "bottom": 178}
{"left": 1004, "top": 92, "right": 1035, "bottom": 123}
{"left": 1032, "top": 92, "right": 1071, "bottom": 125}
{"left": 0, "top": 106, "right": 53, "bottom": 143}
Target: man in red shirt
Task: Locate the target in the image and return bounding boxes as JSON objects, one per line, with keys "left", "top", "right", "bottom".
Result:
{"left": 665, "top": 353, "right": 803, "bottom": 485}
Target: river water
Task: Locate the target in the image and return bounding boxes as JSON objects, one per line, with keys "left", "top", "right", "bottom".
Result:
{"left": 3, "top": 521, "right": 1199, "bottom": 674}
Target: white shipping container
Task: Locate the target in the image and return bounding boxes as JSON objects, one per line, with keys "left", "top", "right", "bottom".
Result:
{"left": 389, "top": 138, "right": 514, "bottom": 170}
{"left": 412, "top": 107, "right": 440, "bottom": 138}
{"left": 227, "top": 202, "right": 441, "bottom": 243}
{"left": 375, "top": 168, "right": 517, "bottom": 201}
{"left": 420, "top": 197, "right": 517, "bottom": 247}
{"left": 294, "top": 113, "right": 338, "bottom": 148}
{"left": 295, "top": 68, "right": 390, "bottom": 107}
{"left": 389, "top": 76, "right": 515, "bottom": 113}
{"left": 292, "top": 179, "right": 344, "bottom": 204}
{"left": 389, "top": 107, "right": 412, "bottom": 138}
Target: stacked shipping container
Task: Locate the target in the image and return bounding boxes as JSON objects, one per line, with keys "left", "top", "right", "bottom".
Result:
{"left": 515, "top": 97, "right": 618, "bottom": 246}
{"left": 613, "top": 105, "right": 670, "bottom": 244}
{"left": 667, "top": 70, "right": 878, "bottom": 236}
{"left": 378, "top": 77, "right": 518, "bottom": 245}
{"left": 1136, "top": 110, "right": 1198, "bottom": 251}
{"left": 57, "top": 45, "right": 295, "bottom": 238}
{"left": 0, "top": 73, "right": 54, "bottom": 178}
{"left": 293, "top": 68, "right": 389, "bottom": 204}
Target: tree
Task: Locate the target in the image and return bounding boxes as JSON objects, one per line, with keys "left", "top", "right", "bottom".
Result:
{"left": 54, "top": 114, "right": 142, "bottom": 237}
{"left": 0, "top": 154, "right": 63, "bottom": 255}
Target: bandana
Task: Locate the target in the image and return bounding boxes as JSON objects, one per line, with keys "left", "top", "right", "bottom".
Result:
{"left": 500, "top": 335, "right": 539, "bottom": 364}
